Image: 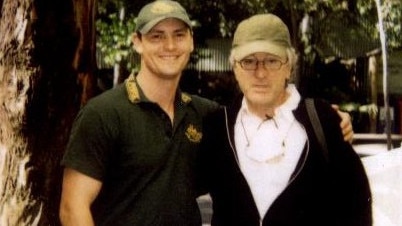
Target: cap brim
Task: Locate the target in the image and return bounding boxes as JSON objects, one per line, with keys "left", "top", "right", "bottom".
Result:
{"left": 138, "top": 15, "right": 192, "bottom": 34}
{"left": 231, "top": 40, "right": 287, "bottom": 60}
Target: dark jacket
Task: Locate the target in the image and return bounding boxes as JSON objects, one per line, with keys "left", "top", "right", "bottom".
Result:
{"left": 199, "top": 97, "right": 372, "bottom": 226}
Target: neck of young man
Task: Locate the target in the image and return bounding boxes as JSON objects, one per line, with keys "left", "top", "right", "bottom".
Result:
{"left": 136, "top": 71, "right": 180, "bottom": 122}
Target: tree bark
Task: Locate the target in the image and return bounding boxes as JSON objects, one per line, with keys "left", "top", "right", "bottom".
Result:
{"left": 0, "top": 0, "right": 97, "bottom": 225}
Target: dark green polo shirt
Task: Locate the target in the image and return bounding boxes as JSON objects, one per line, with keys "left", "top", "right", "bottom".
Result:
{"left": 62, "top": 74, "right": 219, "bottom": 226}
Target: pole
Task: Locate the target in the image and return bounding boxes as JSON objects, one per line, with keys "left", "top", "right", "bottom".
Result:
{"left": 374, "top": 0, "right": 392, "bottom": 150}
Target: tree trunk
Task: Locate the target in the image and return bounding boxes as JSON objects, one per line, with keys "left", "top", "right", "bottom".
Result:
{"left": 0, "top": 0, "right": 97, "bottom": 225}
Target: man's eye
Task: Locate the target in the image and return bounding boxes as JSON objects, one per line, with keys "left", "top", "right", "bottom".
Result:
{"left": 265, "top": 59, "right": 280, "bottom": 65}
{"left": 175, "top": 32, "right": 186, "bottom": 37}
{"left": 174, "top": 32, "right": 186, "bottom": 40}
{"left": 242, "top": 59, "right": 255, "bottom": 65}
{"left": 148, "top": 33, "right": 163, "bottom": 41}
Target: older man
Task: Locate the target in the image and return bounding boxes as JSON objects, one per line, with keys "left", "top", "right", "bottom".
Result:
{"left": 200, "top": 14, "right": 372, "bottom": 226}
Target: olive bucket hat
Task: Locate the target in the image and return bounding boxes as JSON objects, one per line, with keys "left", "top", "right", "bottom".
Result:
{"left": 230, "top": 14, "right": 291, "bottom": 61}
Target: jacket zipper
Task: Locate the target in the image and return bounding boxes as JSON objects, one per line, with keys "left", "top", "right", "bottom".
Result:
{"left": 258, "top": 139, "right": 310, "bottom": 225}
{"left": 224, "top": 107, "right": 241, "bottom": 166}
{"left": 224, "top": 107, "right": 310, "bottom": 225}
{"left": 288, "top": 137, "right": 310, "bottom": 184}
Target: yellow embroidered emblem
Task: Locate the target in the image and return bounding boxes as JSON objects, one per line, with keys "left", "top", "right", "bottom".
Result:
{"left": 125, "top": 74, "right": 140, "bottom": 103}
{"left": 185, "top": 124, "right": 202, "bottom": 143}
{"left": 181, "top": 93, "right": 192, "bottom": 103}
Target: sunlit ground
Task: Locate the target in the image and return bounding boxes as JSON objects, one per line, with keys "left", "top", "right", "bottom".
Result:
{"left": 361, "top": 146, "right": 402, "bottom": 226}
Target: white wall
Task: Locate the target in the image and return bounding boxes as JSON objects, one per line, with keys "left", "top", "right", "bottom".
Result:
{"left": 362, "top": 147, "right": 402, "bottom": 226}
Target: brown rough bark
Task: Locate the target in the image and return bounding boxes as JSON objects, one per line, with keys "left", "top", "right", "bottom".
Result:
{"left": 0, "top": 0, "right": 42, "bottom": 225}
{"left": 0, "top": 0, "right": 97, "bottom": 225}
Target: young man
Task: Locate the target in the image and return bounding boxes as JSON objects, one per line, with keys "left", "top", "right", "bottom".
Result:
{"left": 59, "top": 1, "right": 218, "bottom": 225}
{"left": 199, "top": 14, "right": 372, "bottom": 226}
{"left": 59, "top": 1, "right": 354, "bottom": 225}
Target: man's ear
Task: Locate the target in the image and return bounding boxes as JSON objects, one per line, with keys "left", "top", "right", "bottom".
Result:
{"left": 190, "top": 37, "right": 194, "bottom": 53}
{"left": 132, "top": 33, "right": 143, "bottom": 54}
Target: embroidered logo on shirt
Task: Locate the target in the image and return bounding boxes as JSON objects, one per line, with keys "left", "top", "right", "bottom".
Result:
{"left": 125, "top": 74, "right": 140, "bottom": 103}
{"left": 185, "top": 124, "right": 202, "bottom": 143}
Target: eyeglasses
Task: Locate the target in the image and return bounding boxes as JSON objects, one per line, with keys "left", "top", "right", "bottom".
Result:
{"left": 236, "top": 58, "right": 287, "bottom": 71}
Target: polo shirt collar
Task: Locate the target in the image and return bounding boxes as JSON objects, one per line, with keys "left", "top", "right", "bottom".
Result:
{"left": 124, "top": 74, "right": 192, "bottom": 105}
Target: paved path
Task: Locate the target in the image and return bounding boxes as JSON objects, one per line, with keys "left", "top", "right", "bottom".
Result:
{"left": 197, "top": 194, "right": 212, "bottom": 225}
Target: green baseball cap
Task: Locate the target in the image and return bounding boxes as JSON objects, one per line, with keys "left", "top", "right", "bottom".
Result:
{"left": 135, "top": 0, "right": 192, "bottom": 34}
{"left": 231, "top": 14, "right": 291, "bottom": 61}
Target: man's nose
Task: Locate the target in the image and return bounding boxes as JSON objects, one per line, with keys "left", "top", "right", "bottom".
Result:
{"left": 164, "top": 36, "right": 176, "bottom": 50}
{"left": 255, "top": 62, "right": 268, "bottom": 78}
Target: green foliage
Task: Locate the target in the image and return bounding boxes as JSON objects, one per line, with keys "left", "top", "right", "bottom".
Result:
{"left": 96, "top": 8, "right": 136, "bottom": 70}
{"left": 378, "top": 0, "right": 401, "bottom": 49}
{"left": 95, "top": 0, "right": 401, "bottom": 72}
{"left": 356, "top": 0, "right": 401, "bottom": 49}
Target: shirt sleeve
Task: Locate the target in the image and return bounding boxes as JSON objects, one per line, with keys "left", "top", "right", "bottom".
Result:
{"left": 61, "top": 103, "right": 115, "bottom": 181}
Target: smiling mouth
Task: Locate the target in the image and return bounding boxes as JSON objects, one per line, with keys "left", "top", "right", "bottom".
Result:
{"left": 160, "top": 55, "right": 179, "bottom": 60}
